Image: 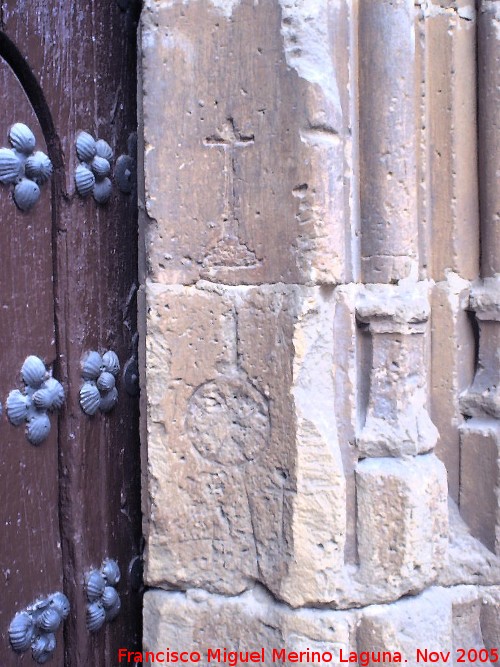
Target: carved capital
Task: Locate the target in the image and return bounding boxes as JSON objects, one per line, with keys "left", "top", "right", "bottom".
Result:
{"left": 460, "top": 277, "right": 500, "bottom": 419}
{"left": 356, "top": 281, "right": 438, "bottom": 457}
{"left": 356, "top": 280, "right": 431, "bottom": 334}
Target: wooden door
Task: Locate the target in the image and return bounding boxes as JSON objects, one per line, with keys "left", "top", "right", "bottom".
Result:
{"left": 0, "top": 1, "right": 142, "bottom": 664}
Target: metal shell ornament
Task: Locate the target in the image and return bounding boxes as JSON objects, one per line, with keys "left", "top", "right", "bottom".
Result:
{"left": 95, "top": 138, "right": 113, "bottom": 161}
{"left": 86, "top": 570, "right": 106, "bottom": 601}
{"left": 49, "top": 593, "right": 70, "bottom": 619}
{"left": 76, "top": 131, "right": 97, "bottom": 162}
{"left": 33, "top": 377, "right": 65, "bottom": 410}
{"left": 8, "top": 592, "right": 68, "bottom": 662}
{"left": 37, "top": 607, "right": 62, "bottom": 633}
{"left": 97, "top": 371, "right": 116, "bottom": 392}
{"left": 27, "top": 413, "right": 51, "bottom": 446}
{"left": 80, "top": 350, "right": 120, "bottom": 415}
{"left": 21, "top": 355, "right": 48, "bottom": 388}
{"left": 91, "top": 155, "right": 111, "bottom": 178}
{"left": 82, "top": 350, "right": 103, "bottom": 380}
{"left": 9, "top": 612, "right": 35, "bottom": 653}
{"left": 32, "top": 633, "right": 56, "bottom": 664}
{"left": 86, "top": 602, "right": 106, "bottom": 633}
{"left": 14, "top": 178, "right": 41, "bottom": 211}
{"left": 75, "top": 132, "right": 114, "bottom": 204}
{"left": 0, "top": 147, "right": 22, "bottom": 184}
{"left": 79, "top": 382, "right": 101, "bottom": 416}
{"left": 102, "top": 351, "right": 120, "bottom": 376}
{"left": 9, "top": 122, "right": 36, "bottom": 154}
{"left": 7, "top": 356, "right": 64, "bottom": 446}
{"left": 102, "top": 559, "right": 121, "bottom": 585}
{"left": 99, "top": 386, "right": 118, "bottom": 413}
{"left": 6, "top": 389, "right": 30, "bottom": 426}
{"left": 0, "top": 123, "right": 52, "bottom": 209}
{"left": 25, "top": 151, "right": 53, "bottom": 184}
{"left": 93, "top": 176, "right": 112, "bottom": 204}
{"left": 75, "top": 164, "right": 95, "bottom": 197}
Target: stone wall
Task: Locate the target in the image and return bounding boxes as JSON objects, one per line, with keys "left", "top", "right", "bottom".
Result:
{"left": 139, "top": 0, "right": 500, "bottom": 660}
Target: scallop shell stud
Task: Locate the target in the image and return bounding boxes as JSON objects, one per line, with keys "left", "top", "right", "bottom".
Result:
{"left": 37, "top": 607, "right": 62, "bottom": 633}
{"left": 6, "top": 389, "right": 30, "bottom": 426}
{"left": 14, "top": 178, "right": 41, "bottom": 211}
{"left": 102, "top": 558, "right": 121, "bottom": 585}
{"left": 25, "top": 151, "right": 53, "bottom": 184}
{"left": 86, "top": 570, "right": 106, "bottom": 601}
{"left": 32, "top": 633, "right": 56, "bottom": 664}
{"left": 79, "top": 383, "right": 101, "bottom": 416}
{"left": 21, "top": 355, "right": 48, "bottom": 388}
{"left": 7, "top": 355, "right": 65, "bottom": 446}
{"left": 9, "top": 122, "right": 36, "bottom": 155}
{"left": 76, "top": 131, "right": 97, "bottom": 162}
{"left": 0, "top": 147, "right": 22, "bottom": 184}
{"left": 27, "top": 413, "right": 51, "bottom": 446}
{"left": 9, "top": 611, "right": 35, "bottom": 653}
{"left": 75, "top": 164, "right": 95, "bottom": 197}
{"left": 0, "top": 122, "right": 53, "bottom": 210}
{"left": 49, "top": 593, "right": 70, "bottom": 620}
{"left": 86, "top": 602, "right": 106, "bottom": 633}
{"left": 75, "top": 131, "right": 114, "bottom": 204}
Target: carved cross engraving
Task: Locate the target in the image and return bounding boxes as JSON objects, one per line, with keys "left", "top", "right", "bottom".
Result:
{"left": 203, "top": 118, "right": 259, "bottom": 268}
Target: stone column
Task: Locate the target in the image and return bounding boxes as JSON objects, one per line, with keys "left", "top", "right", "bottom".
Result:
{"left": 459, "top": 1, "right": 500, "bottom": 555}
{"left": 359, "top": 0, "right": 417, "bottom": 284}
{"left": 355, "top": 0, "right": 448, "bottom": 591}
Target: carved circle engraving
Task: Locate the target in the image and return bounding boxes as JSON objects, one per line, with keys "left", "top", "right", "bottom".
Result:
{"left": 186, "top": 376, "right": 270, "bottom": 465}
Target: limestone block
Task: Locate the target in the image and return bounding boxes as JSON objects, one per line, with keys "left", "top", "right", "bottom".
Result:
{"left": 359, "top": 0, "right": 418, "bottom": 283}
{"left": 357, "top": 589, "right": 453, "bottom": 666}
{"left": 143, "top": 587, "right": 357, "bottom": 666}
{"left": 481, "top": 587, "right": 500, "bottom": 652}
{"left": 356, "top": 454, "right": 448, "bottom": 590}
{"left": 451, "top": 588, "right": 486, "bottom": 661}
{"left": 144, "top": 281, "right": 346, "bottom": 606}
{"left": 141, "top": 0, "right": 352, "bottom": 286}
{"left": 431, "top": 273, "right": 474, "bottom": 501}
{"left": 459, "top": 419, "right": 500, "bottom": 554}
{"left": 356, "top": 281, "right": 438, "bottom": 457}
{"left": 423, "top": 3, "right": 479, "bottom": 280}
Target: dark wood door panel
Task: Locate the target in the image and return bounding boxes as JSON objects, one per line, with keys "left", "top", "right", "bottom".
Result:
{"left": 1, "top": 2, "right": 141, "bottom": 663}
{"left": 0, "top": 56, "right": 64, "bottom": 665}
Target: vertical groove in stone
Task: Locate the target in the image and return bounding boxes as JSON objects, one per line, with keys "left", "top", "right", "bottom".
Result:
{"left": 478, "top": 0, "right": 500, "bottom": 278}
{"left": 358, "top": 0, "right": 418, "bottom": 284}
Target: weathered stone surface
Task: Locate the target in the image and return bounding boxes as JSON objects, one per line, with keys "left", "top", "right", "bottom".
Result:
{"left": 356, "top": 281, "right": 438, "bottom": 457}
{"left": 141, "top": 0, "right": 352, "bottom": 285}
{"left": 459, "top": 419, "right": 500, "bottom": 554}
{"left": 461, "top": 279, "right": 500, "bottom": 419}
{"left": 422, "top": 2, "right": 479, "bottom": 280}
{"left": 440, "top": 498, "right": 500, "bottom": 587}
{"left": 431, "top": 273, "right": 474, "bottom": 501}
{"left": 357, "top": 589, "right": 453, "bottom": 665}
{"left": 451, "top": 588, "right": 487, "bottom": 658}
{"left": 144, "top": 281, "right": 346, "bottom": 606}
{"left": 358, "top": 0, "right": 418, "bottom": 283}
{"left": 481, "top": 587, "right": 500, "bottom": 651}
{"left": 143, "top": 587, "right": 357, "bottom": 665}
{"left": 478, "top": 0, "right": 500, "bottom": 277}
{"left": 356, "top": 454, "right": 448, "bottom": 589}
